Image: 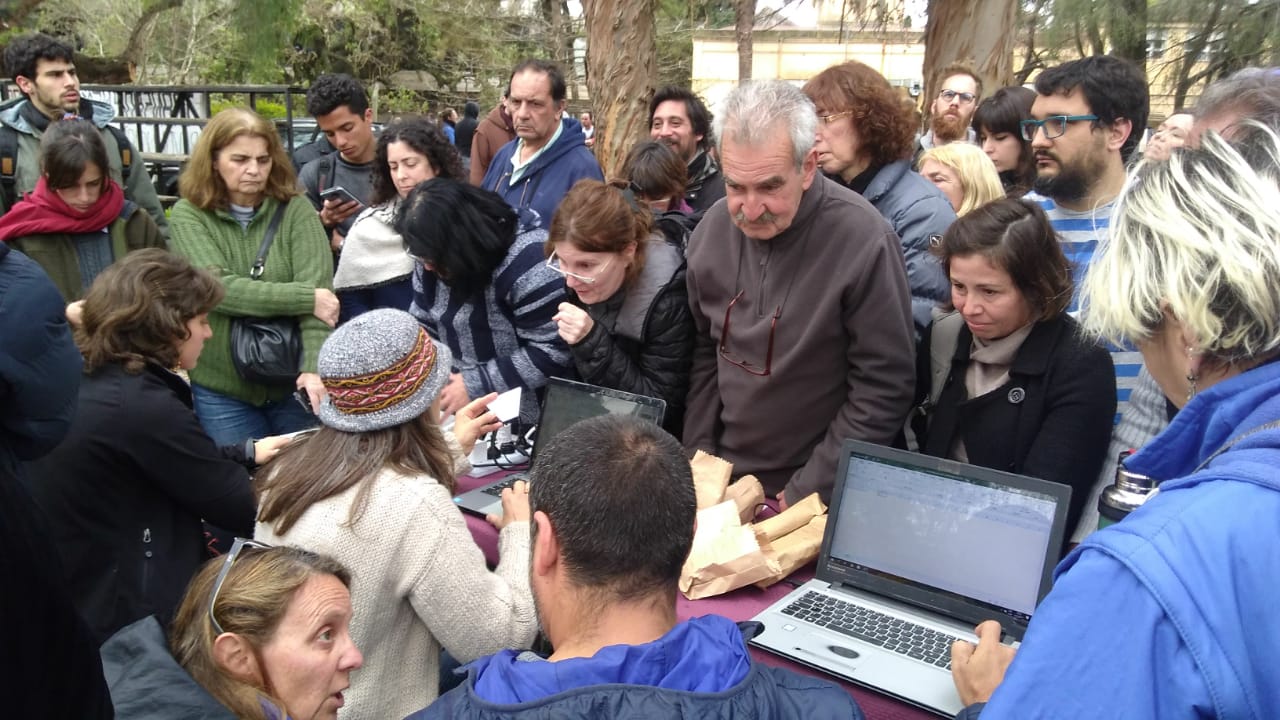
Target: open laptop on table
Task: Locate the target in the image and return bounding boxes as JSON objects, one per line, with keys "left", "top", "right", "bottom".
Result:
{"left": 749, "top": 439, "right": 1070, "bottom": 717}
{"left": 453, "top": 377, "right": 666, "bottom": 517}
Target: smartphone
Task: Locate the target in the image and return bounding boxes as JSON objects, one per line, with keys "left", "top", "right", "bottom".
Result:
{"left": 319, "top": 185, "right": 363, "bottom": 206}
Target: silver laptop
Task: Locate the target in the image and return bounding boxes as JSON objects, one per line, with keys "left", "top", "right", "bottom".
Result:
{"left": 749, "top": 440, "right": 1070, "bottom": 717}
{"left": 453, "top": 377, "right": 666, "bottom": 517}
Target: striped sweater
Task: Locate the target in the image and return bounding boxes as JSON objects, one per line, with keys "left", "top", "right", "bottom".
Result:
{"left": 409, "top": 226, "right": 572, "bottom": 422}
{"left": 168, "top": 195, "right": 334, "bottom": 406}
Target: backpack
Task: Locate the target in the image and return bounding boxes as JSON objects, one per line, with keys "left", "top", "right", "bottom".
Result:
{"left": 652, "top": 210, "right": 695, "bottom": 255}
{"left": 0, "top": 122, "right": 133, "bottom": 209}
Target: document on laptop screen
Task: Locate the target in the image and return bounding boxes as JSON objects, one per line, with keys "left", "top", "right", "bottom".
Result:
{"left": 831, "top": 455, "right": 1058, "bottom": 620}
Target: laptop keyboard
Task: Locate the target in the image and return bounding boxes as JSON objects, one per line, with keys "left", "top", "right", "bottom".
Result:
{"left": 782, "top": 591, "right": 958, "bottom": 669}
{"left": 481, "top": 474, "right": 527, "bottom": 497}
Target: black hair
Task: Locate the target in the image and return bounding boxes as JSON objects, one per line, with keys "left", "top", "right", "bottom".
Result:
{"left": 1034, "top": 56, "right": 1150, "bottom": 163}
{"left": 973, "top": 86, "right": 1037, "bottom": 195}
{"left": 463, "top": 101, "right": 480, "bottom": 119}
{"left": 306, "top": 73, "right": 369, "bottom": 117}
{"left": 529, "top": 415, "right": 694, "bottom": 601}
{"left": 5, "top": 32, "right": 74, "bottom": 84}
{"left": 649, "top": 86, "right": 712, "bottom": 150}
{"left": 510, "top": 59, "right": 567, "bottom": 103}
{"left": 394, "top": 178, "right": 516, "bottom": 297}
{"left": 932, "top": 198, "right": 1074, "bottom": 320}
{"left": 370, "top": 119, "right": 464, "bottom": 206}
{"left": 40, "top": 118, "right": 109, "bottom": 191}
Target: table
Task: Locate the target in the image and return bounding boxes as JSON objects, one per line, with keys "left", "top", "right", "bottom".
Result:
{"left": 456, "top": 471, "right": 939, "bottom": 720}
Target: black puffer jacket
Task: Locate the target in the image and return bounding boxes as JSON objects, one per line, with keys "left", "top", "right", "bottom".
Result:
{"left": 565, "top": 238, "right": 693, "bottom": 436}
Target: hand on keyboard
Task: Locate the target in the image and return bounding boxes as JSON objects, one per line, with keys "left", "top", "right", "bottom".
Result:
{"left": 486, "top": 478, "right": 531, "bottom": 530}
{"left": 950, "top": 620, "right": 1016, "bottom": 706}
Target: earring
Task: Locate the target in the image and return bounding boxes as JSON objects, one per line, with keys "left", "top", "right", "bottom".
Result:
{"left": 1186, "top": 372, "right": 1198, "bottom": 403}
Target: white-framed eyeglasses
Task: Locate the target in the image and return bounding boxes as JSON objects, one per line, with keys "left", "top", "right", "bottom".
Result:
{"left": 546, "top": 250, "right": 613, "bottom": 285}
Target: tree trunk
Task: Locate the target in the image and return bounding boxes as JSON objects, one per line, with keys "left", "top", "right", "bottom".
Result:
{"left": 1106, "top": 0, "right": 1147, "bottom": 71}
{"left": 922, "top": 0, "right": 1017, "bottom": 114}
{"left": 735, "top": 0, "right": 755, "bottom": 82}
{"left": 583, "top": 0, "right": 657, "bottom": 177}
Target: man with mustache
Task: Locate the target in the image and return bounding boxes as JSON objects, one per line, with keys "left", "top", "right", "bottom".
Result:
{"left": 481, "top": 59, "right": 602, "bottom": 228}
{"left": 914, "top": 64, "right": 982, "bottom": 162}
{"left": 649, "top": 86, "right": 725, "bottom": 221}
{"left": 683, "top": 80, "right": 915, "bottom": 507}
{"left": 0, "top": 33, "right": 168, "bottom": 237}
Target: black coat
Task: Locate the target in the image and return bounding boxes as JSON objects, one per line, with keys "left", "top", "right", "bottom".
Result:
{"left": 913, "top": 315, "right": 1116, "bottom": 536}
{"left": 565, "top": 240, "right": 694, "bottom": 436}
{"left": 26, "top": 363, "right": 256, "bottom": 643}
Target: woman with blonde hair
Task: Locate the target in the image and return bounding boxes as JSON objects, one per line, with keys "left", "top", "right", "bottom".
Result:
{"left": 255, "top": 308, "right": 536, "bottom": 719}
{"left": 949, "top": 126, "right": 1280, "bottom": 718}
{"left": 169, "top": 107, "right": 336, "bottom": 448}
{"left": 917, "top": 142, "right": 1005, "bottom": 216}
{"left": 101, "top": 541, "right": 362, "bottom": 720}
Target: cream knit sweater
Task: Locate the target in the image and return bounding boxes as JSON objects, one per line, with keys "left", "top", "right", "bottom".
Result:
{"left": 255, "top": 459, "right": 537, "bottom": 720}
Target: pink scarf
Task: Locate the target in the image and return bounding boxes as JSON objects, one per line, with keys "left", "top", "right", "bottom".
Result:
{"left": 0, "top": 175, "right": 125, "bottom": 242}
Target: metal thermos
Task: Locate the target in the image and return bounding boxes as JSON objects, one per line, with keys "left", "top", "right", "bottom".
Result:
{"left": 1097, "top": 450, "right": 1158, "bottom": 529}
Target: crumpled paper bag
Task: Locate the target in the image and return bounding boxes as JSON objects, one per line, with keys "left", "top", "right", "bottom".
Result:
{"left": 722, "top": 474, "right": 764, "bottom": 524}
{"left": 690, "top": 450, "right": 732, "bottom": 509}
{"left": 679, "top": 501, "right": 780, "bottom": 599}
{"left": 753, "top": 493, "right": 827, "bottom": 589}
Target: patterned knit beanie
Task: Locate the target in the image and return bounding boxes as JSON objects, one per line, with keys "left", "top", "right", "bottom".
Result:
{"left": 316, "top": 309, "right": 451, "bottom": 432}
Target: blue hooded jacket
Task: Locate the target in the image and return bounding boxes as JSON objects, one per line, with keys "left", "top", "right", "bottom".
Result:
{"left": 410, "top": 615, "right": 863, "bottom": 719}
{"left": 957, "top": 358, "right": 1280, "bottom": 719}
{"left": 480, "top": 117, "right": 603, "bottom": 228}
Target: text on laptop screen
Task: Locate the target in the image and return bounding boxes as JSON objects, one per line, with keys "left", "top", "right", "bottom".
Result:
{"left": 830, "top": 453, "right": 1058, "bottom": 622}
{"left": 532, "top": 383, "right": 665, "bottom": 458}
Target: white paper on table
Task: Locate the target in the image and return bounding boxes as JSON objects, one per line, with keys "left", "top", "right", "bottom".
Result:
{"left": 487, "top": 387, "right": 522, "bottom": 423}
{"left": 689, "top": 500, "right": 757, "bottom": 558}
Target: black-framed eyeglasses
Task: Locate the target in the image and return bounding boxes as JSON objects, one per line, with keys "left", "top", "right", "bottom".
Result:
{"left": 719, "top": 290, "right": 780, "bottom": 376}
{"left": 937, "top": 89, "right": 977, "bottom": 105}
{"left": 207, "top": 537, "right": 272, "bottom": 636}
{"left": 1020, "top": 115, "right": 1100, "bottom": 142}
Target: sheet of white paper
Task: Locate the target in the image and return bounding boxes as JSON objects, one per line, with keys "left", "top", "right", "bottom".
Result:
{"left": 488, "top": 387, "right": 522, "bottom": 423}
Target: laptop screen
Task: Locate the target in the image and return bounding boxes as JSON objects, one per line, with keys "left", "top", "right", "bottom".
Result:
{"left": 530, "top": 379, "right": 667, "bottom": 460}
{"left": 827, "top": 448, "right": 1063, "bottom": 626}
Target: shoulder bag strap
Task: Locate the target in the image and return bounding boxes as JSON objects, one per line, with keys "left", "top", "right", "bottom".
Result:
{"left": 248, "top": 202, "right": 289, "bottom": 280}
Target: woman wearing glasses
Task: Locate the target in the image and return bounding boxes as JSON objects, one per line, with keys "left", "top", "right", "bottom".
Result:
{"left": 545, "top": 180, "right": 694, "bottom": 434}
{"left": 973, "top": 86, "right": 1038, "bottom": 197}
{"left": 396, "top": 178, "right": 571, "bottom": 423}
{"left": 333, "top": 119, "right": 463, "bottom": 324}
{"left": 910, "top": 199, "right": 1115, "bottom": 540}
{"left": 803, "top": 61, "right": 955, "bottom": 335}
{"left": 103, "top": 542, "right": 362, "bottom": 720}
{"left": 255, "top": 309, "right": 533, "bottom": 720}
{"left": 25, "top": 249, "right": 286, "bottom": 644}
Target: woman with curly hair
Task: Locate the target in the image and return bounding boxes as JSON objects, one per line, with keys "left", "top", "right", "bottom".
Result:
{"left": 26, "top": 249, "right": 289, "bottom": 644}
{"left": 803, "top": 61, "right": 954, "bottom": 335}
{"left": 334, "top": 119, "right": 464, "bottom": 323}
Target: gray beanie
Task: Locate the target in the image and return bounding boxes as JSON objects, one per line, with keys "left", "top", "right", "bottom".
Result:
{"left": 316, "top": 309, "right": 452, "bottom": 433}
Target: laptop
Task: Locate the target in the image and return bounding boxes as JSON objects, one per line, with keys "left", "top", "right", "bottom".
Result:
{"left": 749, "top": 439, "right": 1070, "bottom": 717}
{"left": 453, "top": 377, "right": 666, "bottom": 517}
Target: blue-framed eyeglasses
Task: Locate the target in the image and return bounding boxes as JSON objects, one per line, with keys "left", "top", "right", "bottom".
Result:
{"left": 207, "top": 537, "right": 272, "bottom": 635}
{"left": 1020, "top": 115, "right": 1100, "bottom": 142}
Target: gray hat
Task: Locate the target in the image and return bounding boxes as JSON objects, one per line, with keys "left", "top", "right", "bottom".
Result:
{"left": 317, "top": 309, "right": 452, "bottom": 433}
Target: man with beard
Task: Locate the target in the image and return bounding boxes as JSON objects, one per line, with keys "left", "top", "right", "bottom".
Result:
{"left": 411, "top": 415, "right": 861, "bottom": 719}
{"left": 914, "top": 64, "right": 982, "bottom": 162}
{"left": 649, "top": 86, "right": 726, "bottom": 220}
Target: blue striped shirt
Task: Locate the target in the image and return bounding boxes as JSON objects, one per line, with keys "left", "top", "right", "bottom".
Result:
{"left": 1026, "top": 192, "right": 1141, "bottom": 422}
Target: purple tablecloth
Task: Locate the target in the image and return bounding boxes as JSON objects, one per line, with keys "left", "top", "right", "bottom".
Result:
{"left": 457, "top": 471, "right": 939, "bottom": 720}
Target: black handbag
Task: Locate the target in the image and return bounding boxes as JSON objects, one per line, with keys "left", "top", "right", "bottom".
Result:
{"left": 229, "top": 203, "right": 301, "bottom": 385}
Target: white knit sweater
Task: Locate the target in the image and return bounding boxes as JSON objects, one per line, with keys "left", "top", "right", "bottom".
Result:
{"left": 255, "top": 459, "right": 537, "bottom": 720}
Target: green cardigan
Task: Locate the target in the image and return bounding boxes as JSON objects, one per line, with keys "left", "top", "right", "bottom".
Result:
{"left": 168, "top": 195, "right": 333, "bottom": 407}
{"left": 9, "top": 205, "right": 163, "bottom": 301}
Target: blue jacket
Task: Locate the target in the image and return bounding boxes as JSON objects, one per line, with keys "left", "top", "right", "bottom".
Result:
{"left": 411, "top": 616, "right": 863, "bottom": 719}
{"left": 0, "top": 243, "right": 81, "bottom": 475}
{"left": 862, "top": 160, "right": 954, "bottom": 334}
{"left": 480, "top": 117, "right": 603, "bottom": 228}
{"left": 957, "top": 358, "right": 1280, "bottom": 719}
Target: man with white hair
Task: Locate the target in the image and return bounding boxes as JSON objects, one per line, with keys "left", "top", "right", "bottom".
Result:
{"left": 683, "top": 80, "right": 916, "bottom": 506}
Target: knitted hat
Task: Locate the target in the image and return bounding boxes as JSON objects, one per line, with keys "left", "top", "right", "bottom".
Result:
{"left": 316, "top": 309, "right": 452, "bottom": 433}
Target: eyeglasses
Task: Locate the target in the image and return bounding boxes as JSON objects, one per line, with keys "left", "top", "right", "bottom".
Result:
{"left": 546, "top": 250, "right": 613, "bottom": 285}
{"left": 207, "top": 537, "right": 272, "bottom": 636}
{"left": 938, "top": 89, "right": 977, "bottom": 105}
{"left": 719, "top": 290, "right": 780, "bottom": 376}
{"left": 817, "top": 110, "right": 854, "bottom": 125}
{"left": 1020, "top": 115, "right": 1100, "bottom": 142}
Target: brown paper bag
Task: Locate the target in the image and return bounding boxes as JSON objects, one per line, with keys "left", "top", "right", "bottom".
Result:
{"left": 680, "top": 500, "right": 780, "bottom": 599}
{"left": 755, "top": 492, "right": 826, "bottom": 541}
{"left": 690, "top": 451, "right": 732, "bottom": 510}
{"left": 755, "top": 515, "right": 827, "bottom": 589}
{"left": 722, "top": 475, "right": 764, "bottom": 524}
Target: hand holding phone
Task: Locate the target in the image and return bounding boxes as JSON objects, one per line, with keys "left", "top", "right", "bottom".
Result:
{"left": 319, "top": 185, "right": 362, "bottom": 206}
{"left": 318, "top": 185, "right": 363, "bottom": 227}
